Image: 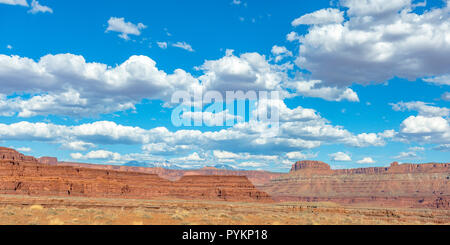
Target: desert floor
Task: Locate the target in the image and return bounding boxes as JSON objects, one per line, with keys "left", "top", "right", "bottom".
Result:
{"left": 0, "top": 194, "right": 448, "bottom": 225}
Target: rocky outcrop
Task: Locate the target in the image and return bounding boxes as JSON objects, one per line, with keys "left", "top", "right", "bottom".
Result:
{"left": 38, "top": 157, "right": 58, "bottom": 165}
{"left": 289, "top": 160, "right": 449, "bottom": 175}
{"left": 290, "top": 160, "right": 331, "bottom": 172}
{"left": 56, "top": 161, "right": 282, "bottom": 186}
{"left": 289, "top": 161, "right": 333, "bottom": 176}
{"left": 0, "top": 147, "right": 271, "bottom": 202}
{"left": 262, "top": 160, "right": 450, "bottom": 209}
{"left": 0, "top": 147, "right": 36, "bottom": 162}
{"left": 387, "top": 161, "right": 449, "bottom": 174}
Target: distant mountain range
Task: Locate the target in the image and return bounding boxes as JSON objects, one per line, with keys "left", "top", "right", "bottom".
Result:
{"left": 212, "top": 164, "right": 242, "bottom": 170}
{"left": 122, "top": 161, "right": 241, "bottom": 171}
{"left": 122, "top": 161, "right": 184, "bottom": 170}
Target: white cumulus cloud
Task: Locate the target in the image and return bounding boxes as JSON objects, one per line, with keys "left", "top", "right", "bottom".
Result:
{"left": 290, "top": 0, "right": 450, "bottom": 87}
{"left": 356, "top": 157, "right": 375, "bottom": 164}
{"left": 391, "top": 101, "right": 450, "bottom": 117}
{"left": 285, "top": 151, "right": 317, "bottom": 160}
{"left": 172, "top": 41, "right": 194, "bottom": 52}
{"left": 393, "top": 151, "right": 418, "bottom": 159}
{"left": 28, "top": 0, "right": 52, "bottom": 14}
{"left": 0, "top": 0, "right": 28, "bottom": 6}
{"left": 292, "top": 8, "right": 344, "bottom": 26}
{"left": 329, "top": 152, "right": 352, "bottom": 162}
{"left": 271, "top": 45, "right": 292, "bottom": 62}
{"left": 106, "top": 17, "right": 147, "bottom": 40}
{"left": 157, "top": 41, "right": 168, "bottom": 49}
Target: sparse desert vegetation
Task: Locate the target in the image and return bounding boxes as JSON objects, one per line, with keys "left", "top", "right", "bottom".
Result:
{"left": 0, "top": 194, "right": 448, "bottom": 225}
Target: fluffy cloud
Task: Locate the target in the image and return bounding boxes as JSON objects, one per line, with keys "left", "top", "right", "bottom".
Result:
{"left": 63, "top": 141, "right": 96, "bottom": 151}
{"left": 157, "top": 41, "right": 168, "bottom": 49}
{"left": 28, "top": 0, "right": 52, "bottom": 14}
{"left": 212, "top": 150, "right": 277, "bottom": 163}
{"left": 0, "top": 49, "right": 393, "bottom": 162}
{"left": 290, "top": 0, "right": 450, "bottom": 87}
{"left": 378, "top": 129, "right": 397, "bottom": 139}
{"left": 280, "top": 118, "right": 387, "bottom": 148}
{"left": 71, "top": 150, "right": 122, "bottom": 161}
{"left": 142, "top": 142, "right": 192, "bottom": 155}
{"left": 172, "top": 42, "right": 194, "bottom": 52}
{"left": 181, "top": 109, "right": 242, "bottom": 126}
{"left": 356, "top": 157, "right": 375, "bottom": 164}
{"left": 391, "top": 101, "right": 450, "bottom": 117}
{"left": 392, "top": 102, "right": 450, "bottom": 144}
{"left": 442, "top": 92, "right": 450, "bottom": 101}
{"left": 340, "top": 0, "right": 411, "bottom": 16}
{"left": 0, "top": 54, "right": 199, "bottom": 117}
{"left": 271, "top": 45, "right": 292, "bottom": 62}
{"left": 0, "top": 0, "right": 28, "bottom": 6}
{"left": 423, "top": 75, "right": 450, "bottom": 86}
{"left": 393, "top": 151, "right": 417, "bottom": 159}
{"left": 71, "top": 149, "right": 175, "bottom": 165}
{"left": 433, "top": 144, "right": 450, "bottom": 152}
{"left": 0, "top": 99, "right": 389, "bottom": 159}
{"left": 286, "top": 80, "right": 359, "bottom": 102}
{"left": 198, "top": 50, "right": 286, "bottom": 92}
{"left": 286, "top": 31, "right": 301, "bottom": 42}
{"left": 238, "top": 161, "right": 267, "bottom": 168}
{"left": 213, "top": 150, "right": 240, "bottom": 159}
{"left": 398, "top": 116, "right": 450, "bottom": 144}
{"left": 231, "top": 0, "right": 242, "bottom": 5}
{"left": 254, "top": 98, "right": 320, "bottom": 122}
{"left": 175, "top": 152, "right": 204, "bottom": 162}
{"left": 285, "top": 151, "right": 317, "bottom": 160}
{"left": 292, "top": 8, "right": 344, "bottom": 26}
{"left": 329, "top": 152, "right": 352, "bottom": 162}
{"left": 0, "top": 121, "right": 67, "bottom": 141}
{"left": 16, "top": 147, "right": 32, "bottom": 153}
{"left": 106, "top": 17, "right": 147, "bottom": 40}
{"left": 408, "top": 146, "right": 424, "bottom": 151}
{"left": 0, "top": 49, "right": 369, "bottom": 119}
{"left": 400, "top": 116, "right": 448, "bottom": 134}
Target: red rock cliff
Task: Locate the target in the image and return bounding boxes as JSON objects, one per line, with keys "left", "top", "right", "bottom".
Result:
{"left": 262, "top": 160, "right": 449, "bottom": 209}
{"left": 38, "top": 157, "right": 58, "bottom": 165}
{"left": 57, "top": 161, "right": 282, "bottom": 185}
{"left": 0, "top": 147, "right": 271, "bottom": 202}
{"left": 290, "top": 160, "right": 331, "bottom": 172}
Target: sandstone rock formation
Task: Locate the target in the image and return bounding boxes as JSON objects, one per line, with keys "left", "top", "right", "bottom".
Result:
{"left": 38, "top": 157, "right": 58, "bottom": 165}
{"left": 0, "top": 147, "right": 271, "bottom": 202}
{"left": 290, "top": 160, "right": 331, "bottom": 171}
{"left": 54, "top": 161, "right": 282, "bottom": 186}
{"left": 9, "top": 146, "right": 448, "bottom": 209}
{"left": 0, "top": 147, "right": 36, "bottom": 162}
{"left": 262, "top": 160, "right": 449, "bottom": 209}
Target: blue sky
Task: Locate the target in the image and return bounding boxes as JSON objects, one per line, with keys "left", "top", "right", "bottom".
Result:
{"left": 0, "top": 0, "right": 449, "bottom": 171}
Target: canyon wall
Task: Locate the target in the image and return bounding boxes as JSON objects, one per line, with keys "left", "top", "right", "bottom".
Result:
{"left": 52, "top": 161, "right": 282, "bottom": 186}
{"left": 0, "top": 147, "right": 271, "bottom": 202}
{"left": 262, "top": 160, "right": 449, "bottom": 209}
{"left": 10, "top": 146, "right": 449, "bottom": 209}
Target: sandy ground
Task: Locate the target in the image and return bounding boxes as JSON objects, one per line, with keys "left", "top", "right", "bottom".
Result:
{"left": 0, "top": 194, "right": 448, "bottom": 225}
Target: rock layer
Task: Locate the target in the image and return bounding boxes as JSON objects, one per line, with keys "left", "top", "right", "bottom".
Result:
{"left": 290, "top": 160, "right": 331, "bottom": 171}
{"left": 262, "top": 160, "right": 450, "bottom": 209}
{"left": 52, "top": 161, "right": 282, "bottom": 186}
{"left": 0, "top": 147, "right": 271, "bottom": 202}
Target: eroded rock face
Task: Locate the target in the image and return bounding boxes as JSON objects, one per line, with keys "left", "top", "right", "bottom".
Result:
{"left": 262, "top": 160, "right": 450, "bottom": 209}
{"left": 38, "top": 157, "right": 58, "bottom": 165}
{"left": 290, "top": 161, "right": 331, "bottom": 172}
{"left": 56, "top": 162, "right": 282, "bottom": 186}
{"left": 0, "top": 147, "right": 271, "bottom": 202}
{"left": 0, "top": 147, "right": 36, "bottom": 162}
